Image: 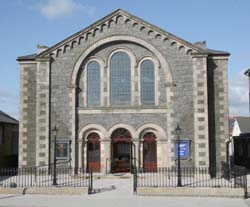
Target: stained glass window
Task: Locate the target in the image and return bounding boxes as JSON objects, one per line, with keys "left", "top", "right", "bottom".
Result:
{"left": 87, "top": 61, "right": 101, "bottom": 106}
{"left": 110, "top": 52, "right": 131, "bottom": 105}
{"left": 141, "top": 60, "right": 155, "bottom": 105}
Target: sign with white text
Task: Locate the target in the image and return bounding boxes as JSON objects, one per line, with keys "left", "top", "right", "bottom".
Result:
{"left": 175, "top": 140, "right": 190, "bottom": 159}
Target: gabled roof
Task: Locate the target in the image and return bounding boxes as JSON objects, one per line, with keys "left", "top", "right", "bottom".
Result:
{"left": 236, "top": 117, "right": 250, "bottom": 134}
{"left": 17, "top": 9, "right": 230, "bottom": 61}
{"left": 0, "top": 111, "right": 18, "bottom": 125}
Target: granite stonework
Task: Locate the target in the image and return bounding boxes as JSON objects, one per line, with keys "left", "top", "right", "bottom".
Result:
{"left": 17, "top": 9, "right": 229, "bottom": 171}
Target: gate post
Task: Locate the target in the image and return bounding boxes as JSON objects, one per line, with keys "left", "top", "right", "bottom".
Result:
{"left": 133, "top": 167, "right": 137, "bottom": 194}
{"left": 88, "top": 168, "right": 93, "bottom": 194}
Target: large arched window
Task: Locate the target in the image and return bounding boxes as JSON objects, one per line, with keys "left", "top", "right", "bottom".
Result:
{"left": 87, "top": 61, "right": 101, "bottom": 106}
{"left": 110, "top": 52, "right": 131, "bottom": 105}
{"left": 141, "top": 60, "right": 155, "bottom": 105}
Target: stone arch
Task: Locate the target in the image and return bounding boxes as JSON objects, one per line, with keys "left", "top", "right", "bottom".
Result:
{"left": 78, "top": 124, "right": 108, "bottom": 141}
{"left": 56, "top": 48, "right": 62, "bottom": 57}
{"left": 186, "top": 49, "right": 193, "bottom": 55}
{"left": 125, "top": 18, "right": 131, "bottom": 25}
{"left": 78, "top": 36, "right": 84, "bottom": 45}
{"left": 106, "top": 47, "right": 137, "bottom": 68}
{"left": 108, "top": 123, "right": 136, "bottom": 139}
{"left": 115, "top": 15, "right": 124, "bottom": 23}
{"left": 101, "top": 24, "right": 107, "bottom": 32}
{"left": 155, "top": 34, "right": 162, "bottom": 40}
{"left": 171, "top": 41, "right": 177, "bottom": 48}
{"left": 135, "top": 123, "right": 167, "bottom": 140}
{"left": 93, "top": 28, "right": 100, "bottom": 37}
{"left": 70, "top": 35, "right": 174, "bottom": 86}
{"left": 132, "top": 22, "right": 138, "bottom": 28}
{"left": 63, "top": 45, "right": 70, "bottom": 53}
{"left": 71, "top": 40, "right": 77, "bottom": 49}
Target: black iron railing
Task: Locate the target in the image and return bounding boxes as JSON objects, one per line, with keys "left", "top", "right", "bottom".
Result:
{"left": 0, "top": 167, "right": 90, "bottom": 188}
{"left": 134, "top": 166, "right": 247, "bottom": 197}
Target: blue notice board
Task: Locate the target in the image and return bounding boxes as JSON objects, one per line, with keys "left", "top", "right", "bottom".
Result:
{"left": 175, "top": 140, "right": 190, "bottom": 159}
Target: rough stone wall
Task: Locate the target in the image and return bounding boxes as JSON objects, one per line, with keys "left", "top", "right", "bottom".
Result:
{"left": 48, "top": 17, "right": 195, "bottom": 167}
{"left": 78, "top": 113, "right": 167, "bottom": 132}
{"left": 207, "top": 57, "right": 229, "bottom": 168}
{"left": 19, "top": 62, "right": 37, "bottom": 167}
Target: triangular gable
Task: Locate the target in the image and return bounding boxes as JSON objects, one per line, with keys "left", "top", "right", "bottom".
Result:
{"left": 37, "top": 9, "right": 205, "bottom": 58}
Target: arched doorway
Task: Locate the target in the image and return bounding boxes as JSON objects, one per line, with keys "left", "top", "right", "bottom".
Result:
{"left": 87, "top": 133, "right": 100, "bottom": 172}
{"left": 111, "top": 128, "right": 132, "bottom": 173}
{"left": 143, "top": 132, "right": 157, "bottom": 171}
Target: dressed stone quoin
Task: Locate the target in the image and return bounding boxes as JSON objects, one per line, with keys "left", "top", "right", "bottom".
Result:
{"left": 17, "top": 9, "right": 230, "bottom": 173}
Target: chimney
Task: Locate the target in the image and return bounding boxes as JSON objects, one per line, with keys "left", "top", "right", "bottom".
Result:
{"left": 194, "top": 41, "right": 206, "bottom": 50}
{"left": 37, "top": 45, "right": 49, "bottom": 54}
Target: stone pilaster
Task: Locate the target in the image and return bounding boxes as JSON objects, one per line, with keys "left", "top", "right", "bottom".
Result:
{"left": 166, "top": 85, "right": 175, "bottom": 167}
{"left": 192, "top": 54, "right": 209, "bottom": 167}
{"left": 102, "top": 139, "right": 110, "bottom": 173}
{"left": 207, "top": 56, "right": 229, "bottom": 168}
{"left": 36, "top": 58, "right": 50, "bottom": 166}
{"left": 69, "top": 86, "right": 76, "bottom": 168}
{"left": 18, "top": 61, "right": 37, "bottom": 167}
{"left": 133, "top": 138, "right": 139, "bottom": 168}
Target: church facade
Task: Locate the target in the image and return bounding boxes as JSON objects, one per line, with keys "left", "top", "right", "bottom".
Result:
{"left": 17, "top": 9, "right": 229, "bottom": 173}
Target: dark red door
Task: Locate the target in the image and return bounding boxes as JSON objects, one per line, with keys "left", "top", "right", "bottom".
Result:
{"left": 87, "top": 133, "right": 100, "bottom": 172}
{"left": 111, "top": 128, "right": 132, "bottom": 173}
{"left": 143, "top": 132, "right": 157, "bottom": 171}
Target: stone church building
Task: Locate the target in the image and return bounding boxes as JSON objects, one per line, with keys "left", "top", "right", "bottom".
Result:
{"left": 17, "top": 9, "right": 229, "bottom": 173}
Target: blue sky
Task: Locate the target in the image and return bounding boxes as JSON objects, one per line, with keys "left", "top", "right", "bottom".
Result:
{"left": 0, "top": 0, "right": 250, "bottom": 119}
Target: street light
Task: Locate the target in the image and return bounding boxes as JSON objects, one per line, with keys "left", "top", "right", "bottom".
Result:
{"left": 52, "top": 125, "right": 58, "bottom": 186}
{"left": 244, "top": 68, "right": 250, "bottom": 116}
{"left": 175, "top": 124, "right": 182, "bottom": 187}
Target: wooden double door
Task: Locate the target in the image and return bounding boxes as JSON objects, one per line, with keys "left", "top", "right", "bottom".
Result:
{"left": 111, "top": 128, "right": 132, "bottom": 173}
{"left": 111, "top": 140, "right": 132, "bottom": 173}
{"left": 87, "top": 133, "right": 100, "bottom": 172}
{"left": 143, "top": 132, "right": 157, "bottom": 171}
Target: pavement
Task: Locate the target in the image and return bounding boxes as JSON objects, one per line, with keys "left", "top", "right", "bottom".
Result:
{"left": 0, "top": 174, "right": 250, "bottom": 207}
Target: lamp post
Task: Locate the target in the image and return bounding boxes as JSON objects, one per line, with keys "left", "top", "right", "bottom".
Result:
{"left": 52, "top": 125, "right": 58, "bottom": 186}
{"left": 175, "top": 124, "right": 182, "bottom": 187}
{"left": 244, "top": 68, "right": 250, "bottom": 116}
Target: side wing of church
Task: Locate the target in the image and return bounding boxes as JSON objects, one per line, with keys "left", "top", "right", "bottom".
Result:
{"left": 17, "top": 9, "right": 229, "bottom": 172}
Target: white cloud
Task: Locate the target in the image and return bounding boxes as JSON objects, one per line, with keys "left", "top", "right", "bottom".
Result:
{"left": 38, "top": 0, "right": 96, "bottom": 19}
{"left": 0, "top": 90, "right": 19, "bottom": 119}
{"left": 228, "top": 71, "right": 249, "bottom": 116}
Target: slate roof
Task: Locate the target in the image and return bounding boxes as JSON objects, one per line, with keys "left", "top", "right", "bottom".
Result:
{"left": 17, "top": 9, "right": 230, "bottom": 61}
{"left": 203, "top": 48, "right": 230, "bottom": 56}
{"left": 236, "top": 117, "right": 250, "bottom": 134}
{"left": 0, "top": 111, "right": 18, "bottom": 124}
{"left": 17, "top": 53, "right": 36, "bottom": 61}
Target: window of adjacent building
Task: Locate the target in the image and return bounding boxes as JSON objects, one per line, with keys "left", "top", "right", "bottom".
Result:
{"left": 141, "top": 60, "right": 155, "bottom": 105}
{"left": 0, "top": 125, "right": 3, "bottom": 144}
{"left": 238, "top": 143, "right": 243, "bottom": 156}
{"left": 87, "top": 61, "right": 101, "bottom": 107}
{"left": 248, "top": 143, "right": 250, "bottom": 158}
{"left": 110, "top": 52, "right": 131, "bottom": 105}
{"left": 11, "top": 130, "right": 18, "bottom": 154}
